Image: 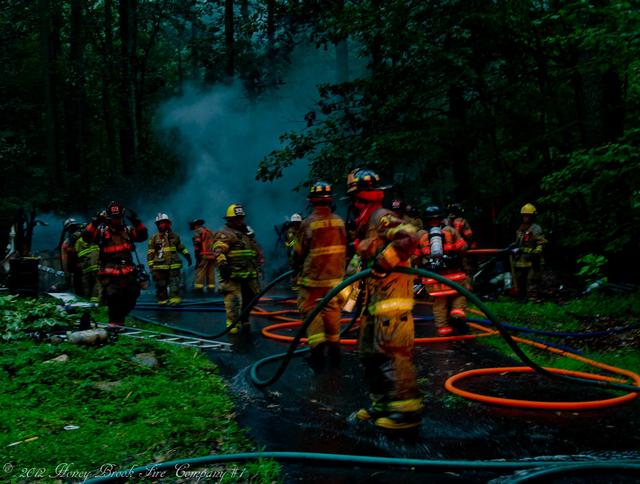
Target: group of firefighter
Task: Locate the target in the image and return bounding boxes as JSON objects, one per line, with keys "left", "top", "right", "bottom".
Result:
{"left": 60, "top": 168, "right": 546, "bottom": 431}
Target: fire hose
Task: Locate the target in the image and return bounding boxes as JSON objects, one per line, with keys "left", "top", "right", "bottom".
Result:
{"left": 249, "top": 267, "right": 640, "bottom": 397}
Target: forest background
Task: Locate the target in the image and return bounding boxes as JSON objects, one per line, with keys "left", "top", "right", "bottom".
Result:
{"left": 1, "top": 1, "right": 638, "bottom": 279}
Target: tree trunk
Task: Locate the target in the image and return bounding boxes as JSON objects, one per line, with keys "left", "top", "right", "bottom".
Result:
{"left": 38, "top": 0, "right": 62, "bottom": 187}
{"left": 102, "top": 0, "right": 118, "bottom": 174}
{"left": 225, "top": 0, "right": 234, "bottom": 79}
{"left": 66, "top": 0, "right": 87, "bottom": 182}
{"left": 119, "top": 0, "right": 138, "bottom": 175}
{"left": 448, "top": 85, "right": 471, "bottom": 202}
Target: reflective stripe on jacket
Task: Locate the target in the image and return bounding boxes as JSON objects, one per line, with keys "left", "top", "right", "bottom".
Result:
{"left": 213, "top": 225, "right": 261, "bottom": 279}
{"left": 294, "top": 207, "right": 346, "bottom": 288}
{"left": 148, "top": 231, "right": 189, "bottom": 270}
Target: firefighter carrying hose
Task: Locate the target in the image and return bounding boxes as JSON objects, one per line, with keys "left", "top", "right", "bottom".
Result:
{"left": 346, "top": 169, "right": 422, "bottom": 430}
{"left": 292, "top": 181, "right": 346, "bottom": 371}
{"left": 511, "top": 203, "right": 547, "bottom": 302}
{"left": 148, "top": 213, "right": 192, "bottom": 305}
{"left": 213, "top": 204, "right": 262, "bottom": 334}
{"left": 417, "top": 206, "right": 470, "bottom": 336}
{"left": 83, "top": 201, "right": 148, "bottom": 330}
{"left": 189, "top": 218, "right": 217, "bottom": 293}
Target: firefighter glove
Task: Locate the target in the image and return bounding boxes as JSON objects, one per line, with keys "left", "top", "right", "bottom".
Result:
{"left": 126, "top": 208, "right": 140, "bottom": 224}
{"left": 184, "top": 253, "right": 193, "bottom": 267}
{"left": 219, "top": 262, "right": 232, "bottom": 281}
{"left": 92, "top": 211, "right": 107, "bottom": 226}
{"left": 370, "top": 262, "right": 388, "bottom": 279}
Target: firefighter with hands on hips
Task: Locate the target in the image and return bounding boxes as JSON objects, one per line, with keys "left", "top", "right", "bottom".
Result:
{"left": 189, "top": 218, "right": 217, "bottom": 293}
{"left": 213, "top": 204, "right": 263, "bottom": 334}
{"left": 511, "top": 203, "right": 547, "bottom": 302}
{"left": 292, "top": 181, "right": 346, "bottom": 371}
{"left": 417, "top": 206, "right": 470, "bottom": 336}
{"left": 445, "top": 202, "right": 475, "bottom": 273}
{"left": 83, "top": 201, "right": 148, "bottom": 331}
{"left": 147, "top": 213, "right": 192, "bottom": 305}
{"left": 445, "top": 203, "right": 474, "bottom": 247}
{"left": 346, "top": 168, "right": 422, "bottom": 430}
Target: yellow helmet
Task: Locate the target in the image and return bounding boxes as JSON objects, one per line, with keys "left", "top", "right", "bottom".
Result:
{"left": 520, "top": 203, "right": 537, "bottom": 215}
{"left": 225, "top": 203, "right": 245, "bottom": 219}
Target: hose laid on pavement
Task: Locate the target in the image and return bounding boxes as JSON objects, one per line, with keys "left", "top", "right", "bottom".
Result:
{"left": 249, "top": 267, "right": 640, "bottom": 394}
{"left": 81, "top": 452, "right": 640, "bottom": 483}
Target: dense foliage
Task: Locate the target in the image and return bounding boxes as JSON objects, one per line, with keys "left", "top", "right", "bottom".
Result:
{"left": 0, "top": 295, "right": 75, "bottom": 340}
{"left": 257, "top": 1, "right": 640, "bottom": 271}
{"left": 2, "top": 1, "right": 639, "bottom": 274}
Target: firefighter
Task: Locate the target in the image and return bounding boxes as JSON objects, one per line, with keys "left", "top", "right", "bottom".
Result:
{"left": 213, "top": 204, "right": 262, "bottom": 334}
{"left": 60, "top": 218, "right": 83, "bottom": 295}
{"left": 286, "top": 213, "right": 303, "bottom": 290}
{"left": 445, "top": 202, "right": 475, "bottom": 274}
{"left": 74, "top": 227, "right": 101, "bottom": 304}
{"left": 292, "top": 182, "right": 346, "bottom": 371}
{"left": 391, "top": 199, "right": 423, "bottom": 230}
{"left": 511, "top": 203, "right": 547, "bottom": 302}
{"left": 148, "top": 213, "right": 192, "bottom": 305}
{"left": 445, "top": 203, "right": 474, "bottom": 246}
{"left": 346, "top": 169, "right": 422, "bottom": 430}
{"left": 417, "top": 206, "right": 470, "bottom": 336}
{"left": 189, "top": 219, "right": 217, "bottom": 293}
{"left": 83, "top": 201, "right": 148, "bottom": 330}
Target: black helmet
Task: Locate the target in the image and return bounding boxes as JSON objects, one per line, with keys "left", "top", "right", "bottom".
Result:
{"left": 308, "top": 181, "right": 333, "bottom": 203}
{"left": 189, "top": 218, "right": 205, "bottom": 230}
{"left": 106, "top": 201, "right": 125, "bottom": 219}
{"left": 447, "top": 202, "right": 463, "bottom": 217}
{"left": 423, "top": 205, "right": 443, "bottom": 220}
{"left": 346, "top": 168, "right": 383, "bottom": 194}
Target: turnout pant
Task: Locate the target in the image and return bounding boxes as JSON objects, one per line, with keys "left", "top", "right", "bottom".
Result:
{"left": 152, "top": 269, "right": 182, "bottom": 304}
{"left": 359, "top": 311, "right": 422, "bottom": 414}
{"left": 220, "top": 278, "right": 260, "bottom": 329}
{"left": 298, "top": 286, "right": 341, "bottom": 348}
{"left": 194, "top": 258, "right": 216, "bottom": 291}
{"left": 100, "top": 274, "right": 140, "bottom": 325}
{"left": 432, "top": 294, "right": 466, "bottom": 328}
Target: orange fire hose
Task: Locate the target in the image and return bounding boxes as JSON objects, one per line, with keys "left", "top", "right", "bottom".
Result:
{"left": 251, "top": 304, "right": 639, "bottom": 410}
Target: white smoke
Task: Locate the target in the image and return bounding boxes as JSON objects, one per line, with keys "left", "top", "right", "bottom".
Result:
{"left": 154, "top": 45, "right": 344, "bottom": 274}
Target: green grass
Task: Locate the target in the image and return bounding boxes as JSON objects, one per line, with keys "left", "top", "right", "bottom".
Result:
{"left": 0, "top": 337, "right": 280, "bottom": 482}
{"left": 469, "top": 292, "right": 640, "bottom": 376}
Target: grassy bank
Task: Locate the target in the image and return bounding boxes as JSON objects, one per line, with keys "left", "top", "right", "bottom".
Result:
{"left": 0, "top": 296, "right": 279, "bottom": 482}
{"left": 470, "top": 291, "right": 640, "bottom": 375}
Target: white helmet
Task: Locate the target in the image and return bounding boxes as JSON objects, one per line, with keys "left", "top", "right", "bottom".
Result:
{"left": 155, "top": 213, "right": 171, "bottom": 223}
{"left": 290, "top": 213, "right": 302, "bottom": 223}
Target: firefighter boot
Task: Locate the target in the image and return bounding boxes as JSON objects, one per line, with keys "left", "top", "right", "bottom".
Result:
{"left": 307, "top": 343, "right": 326, "bottom": 373}
{"left": 226, "top": 320, "right": 239, "bottom": 335}
{"left": 374, "top": 411, "right": 422, "bottom": 430}
{"left": 356, "top": 403, "right": 389, "bottom": 421}
{"left": 327, "top": 342, "right": 341, "bottom": 369}
{"left": 450, "top": 316, "right": 469, "bottom": 335}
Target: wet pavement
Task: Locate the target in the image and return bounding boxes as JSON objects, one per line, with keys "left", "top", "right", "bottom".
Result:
{"left": 133, "top": 293, "right": 640, "bottom": 482}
